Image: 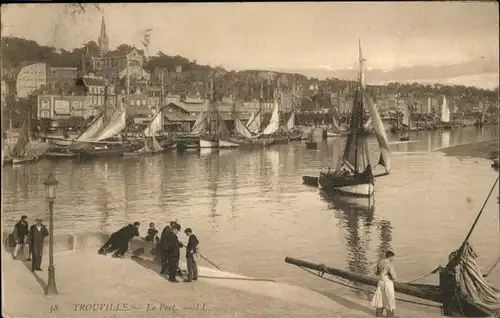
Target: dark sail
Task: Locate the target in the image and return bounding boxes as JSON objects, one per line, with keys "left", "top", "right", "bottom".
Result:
{"left": 337, "top": 87, "right": 370, "bottom": 174}
{"left": 11, "top": 120, "right": 29, "bottom": 158}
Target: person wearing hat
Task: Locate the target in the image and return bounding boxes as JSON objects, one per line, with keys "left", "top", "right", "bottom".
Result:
{"left": 28, "top": 218, "right": 49, "bottom": 271}
{"left": 184, "top": 228, "right": 199, "bottom": 282}
{"left": 12, "top": 215, "right": 29, "bottom": 260}
{"left": 159, "top": 221, "right": 176, "bottom": 274}
{"left": 165, "top": 223, "right": 183, "bottom": 282}
{"left": 371, "top": 249, "right": 397, "bottom": 317}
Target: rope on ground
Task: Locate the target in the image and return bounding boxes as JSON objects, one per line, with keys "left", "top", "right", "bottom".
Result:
{"left": 197, "top": 275, "right": 277, "bottom": 283}
{"left": 297, "top": 264, "right": 442, "bottom": 309}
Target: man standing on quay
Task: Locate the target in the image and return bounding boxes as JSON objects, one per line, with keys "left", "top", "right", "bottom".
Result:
{"left": 167, "top": 223, "right": 183, "bottom": 282}
{"left": 184, "top": 228, "right": 199, "bottom": 282}
{"left": 29, "top": 218, "right": 49, "bottom": 271}
{"left": 12, "top": 215, "right": 29, "bottom": 260}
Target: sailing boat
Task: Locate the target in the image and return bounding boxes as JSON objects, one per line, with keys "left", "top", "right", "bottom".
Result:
{"left": 246, "top": 111, "right": 261, "bottom": 135}
{"left": 441, "top": 95, "right": 452, "bottom": 130}
{"left": 399, "top": 102, "right": 411, "bottom": 141}
{"left": 199, "top": 74, "right": 222, "bottom": 149}
{"left": 124, "top": 108, "right": 165, "bottom": 156}
{"left": 287, "top": 176, "right": 500, "bottom": 317}
{"left": 9, "top": 119, "right": 37, "bottom": 164}
{"left": 78, "top": 107, "right": 134, "bottom": 158}
{"left": 286, "top": 110, "right": 302, "bottom": 141}
{"left": 314, "top": 41, "right": 391, "bottom": 197}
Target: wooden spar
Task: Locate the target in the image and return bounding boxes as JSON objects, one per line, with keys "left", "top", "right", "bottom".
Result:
{"left": 285, "top": 257, "right": 442, "bottom": 303}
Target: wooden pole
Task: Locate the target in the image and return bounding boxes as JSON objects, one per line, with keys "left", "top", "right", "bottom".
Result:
{"left": 285, "top": 257, "right": 442, "bottom": 303}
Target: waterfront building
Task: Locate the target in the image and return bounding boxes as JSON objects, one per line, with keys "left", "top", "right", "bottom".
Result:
{"left": 37, "top": 94, "right": 92, "bottom": 120}
{"left": 75, "top": 75, "right": 118, "bottom": 109}
{"left": 16, "top": 63, "right": 47, "bottom": 99}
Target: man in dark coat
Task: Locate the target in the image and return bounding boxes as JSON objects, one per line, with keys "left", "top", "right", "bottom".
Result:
{"left": 159, "top": 221, "right": 177, "bottom": 274}
{"left": 166, "top": 223, "right": 183, "bottom": 282}
{"left": 98, "top": 222, "right": 140, "bottom": 257}
{"left": 13, "top": 215, "right": 29, "bottom": 260}
{"left": 184, "top": 228, "right": 199, "bottom": 282}
{"left": 29, "top": 218, "right": 49, "bottom": 271}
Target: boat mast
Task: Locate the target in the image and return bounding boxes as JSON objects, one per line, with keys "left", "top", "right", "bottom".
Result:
{"left": 104, "top": 80, "right": 108, "bottom": 123}
{"left": 259, "top": 81, "right": 263, "bottom": 133}
{"left": 160, "top": 71, "right": 164, "bottom": 108}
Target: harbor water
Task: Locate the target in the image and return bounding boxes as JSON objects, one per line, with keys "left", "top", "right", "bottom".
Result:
{"left": 2, "top": 126, "right": 499, "bottom": 313}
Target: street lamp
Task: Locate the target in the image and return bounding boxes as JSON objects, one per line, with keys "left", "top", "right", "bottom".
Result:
{"left": 44, "top": 173, "right": 59, "bottom": 295}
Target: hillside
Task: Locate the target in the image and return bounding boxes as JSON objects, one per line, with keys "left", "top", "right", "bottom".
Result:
{"left": 1, "top": 36, "right": 498, "bottom": 108}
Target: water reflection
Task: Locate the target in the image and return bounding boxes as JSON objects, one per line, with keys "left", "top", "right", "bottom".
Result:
{"left": 377, "top": 220, "right": 393, "bottom": 259}
{"left": 441, "top": 131, "right": 451, "bottom": 149}
{"left": 320, "top": 192, "right": 375, "bottom": 298}
{"left": 205, "top": 152, "right": 221, "bottom": 233}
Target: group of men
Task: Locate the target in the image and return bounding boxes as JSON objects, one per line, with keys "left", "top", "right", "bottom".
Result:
{"left": 9, "top": 215, "right": 49, "bottom": 272}
{"left": 97, "top": 220, "right": 199, "bottom": 283}
{"left": 156, "top": 221, "right": 199, "bottom": 283}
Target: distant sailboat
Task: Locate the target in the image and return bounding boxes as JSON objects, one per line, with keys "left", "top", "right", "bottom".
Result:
{"left": 124, "top": 109, "right": 165, "bottom": 155}
{"left": 399, "top": 103, "right": 410, "bottom": 141}
{"left": 441, "top": 95, "right": 451, "bottom": 130}
{"left": 315, "top": 40, "right": 391, "bottom": 197}
{"left": 10, "top": 120, "right": 37, "bottom": 164}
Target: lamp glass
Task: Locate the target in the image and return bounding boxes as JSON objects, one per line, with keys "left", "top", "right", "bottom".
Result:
{"left": 45, "top": 184, "right": 56, "bottom": 199}
{"left": 44, "top": 174, "right": 58, "bottom": 200}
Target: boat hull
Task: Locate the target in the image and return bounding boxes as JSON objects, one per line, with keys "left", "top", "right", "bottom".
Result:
{"left": 334, "top": 183, "right": 374, "bottom": 196}
{"left": 45, "top": 152, "right": 79, "bottom": 159}
{"left": 11, "top": 156, "right": 37, "bottom": 164}
{"left": 200, "top": 138, "right": 219, "bottom": 148}
{"left": 219, "top": 139, "right": 240, "bottom": 148}
{"left": 326, "top": 131, "right": 341, "bottom": 137}
{"left": 319, "top": 170, "right": 375, "bottom": 197}
{"left": 47, "top": 138, "right": 73, "bottom": 146}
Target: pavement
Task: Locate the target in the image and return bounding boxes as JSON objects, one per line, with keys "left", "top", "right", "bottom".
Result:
{"left": 1, "top": 235, "right": 442, "bottom": 318}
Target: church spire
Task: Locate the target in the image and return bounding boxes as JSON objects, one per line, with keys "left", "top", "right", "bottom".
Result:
{"left": 98, "top": 15, "right": 109, "bottom": 57}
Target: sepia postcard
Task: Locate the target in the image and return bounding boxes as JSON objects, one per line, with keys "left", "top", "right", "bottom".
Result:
{"left": 1, "top": 2, "right": 499, "bottom": 318}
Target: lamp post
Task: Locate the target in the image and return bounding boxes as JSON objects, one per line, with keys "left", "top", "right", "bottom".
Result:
{"left": 44, "top": 173, "right": 59, "bottom": 295}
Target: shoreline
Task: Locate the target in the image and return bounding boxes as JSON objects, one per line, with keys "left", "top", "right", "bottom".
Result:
{"left": 1, "top": 242, "right": 438, "bottom": 318}
{"left": 438, "top": 139, "right": 499, "bottom": 160}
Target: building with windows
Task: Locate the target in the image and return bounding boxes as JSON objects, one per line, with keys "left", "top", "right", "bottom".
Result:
{"left": 37, "top": 94, "right": 92, "bottom": 120}
{"left": 16, "top": 63, "right": 47, "bottom": 99}
{"left": 46, "top": 66, "right": 78, "bottom": 93}
{"left": 76, "top": 75, "right": 118, "bottom": 109}
{"left": 80, "top": 16, "right": 150, "bottom": 88}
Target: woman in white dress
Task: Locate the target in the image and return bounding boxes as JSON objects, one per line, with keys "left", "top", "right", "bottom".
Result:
{"left": 371, "top": 250, "right": 397, "bottom": 317}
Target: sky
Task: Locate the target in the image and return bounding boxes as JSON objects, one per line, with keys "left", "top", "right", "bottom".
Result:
{"left": 1, "top": 2, "right": 499, "bottom": 88}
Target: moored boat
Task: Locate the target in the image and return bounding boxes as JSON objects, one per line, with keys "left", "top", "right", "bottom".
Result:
{"left": 317, "top": 41, "right": 391, "bottom": 197}
{"left": 218, "top": 138, "right": 241, "bottom": 148}
{"left": 7, "top": 118, "right": 39, "bottom": 166}
{"left": 80, "top": 143, "right": 138, "bottom": 159}
{"left": 200, "top": 136, "right": 219, "bottom": 148}
{"left": 286, "top": 176, "right": 500, "bottom": 317}
{"left": 11, "top": 156, "right": 37, "bottom": 165}
{"left": 45, "top": 147, "right": 80, "bottom": 159}
{"left": 46, "top": 137, "right": 74, "bottom": 146}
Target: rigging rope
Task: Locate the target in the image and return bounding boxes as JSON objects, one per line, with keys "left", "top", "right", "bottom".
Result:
{"left": 482, "top": 204, "right": 500, "bottom": 277}
{"left": 295, "top": 264, "right": 442, "bottom": 309}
